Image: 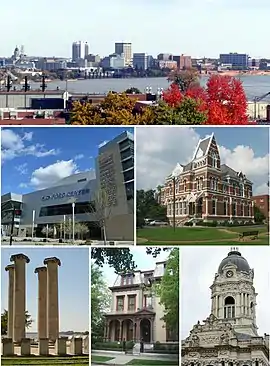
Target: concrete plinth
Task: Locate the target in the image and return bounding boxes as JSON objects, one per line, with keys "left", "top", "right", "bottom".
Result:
{"left": 10, "top": 253, "right": 30, "bottom": 343}
{"left": 55, "top": 337, "right": 68, "bottom": 356}
{"left": 70, "top": 337, "right": 83, "bottom": 355}
{"left": 38, "top": 338, "right": 49, "bottom": 356}
{"left": 21, "top": 338, "right": 31, "bottom": 356}
{"left": 2, "top": 338, "right": 14, "bottom": 356}
{"left": 83, "top": 335, "right": 89, "bottom": 354}
{"left": 5, "top": 265, "right": 15, "bottom": 339}
{"left": 44, "top": 257, "right": 61, "bottom": 342}
{"left": 34, "top": 267, "right": 47, "bottom": 339}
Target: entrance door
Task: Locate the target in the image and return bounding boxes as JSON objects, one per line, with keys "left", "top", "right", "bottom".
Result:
{"left": 140, "top": 319, "right": 151, "bottom": 343}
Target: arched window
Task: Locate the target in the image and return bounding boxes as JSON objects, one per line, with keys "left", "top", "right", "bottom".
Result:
{"left": 212, "top": 152, "right": 218, "bottom": 168}
{"left": 183, "top": 180, "right": 187, "bottom": 192}
{"left": 199, "top": 177, "right": 203, "bottom": 189}
{"left": 224, "top": 296, "right": 235, "bottom": 318}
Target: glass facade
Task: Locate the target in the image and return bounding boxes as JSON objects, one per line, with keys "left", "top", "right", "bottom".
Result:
{"left": 39, "top": 201, "right": 95, "bottom": 217}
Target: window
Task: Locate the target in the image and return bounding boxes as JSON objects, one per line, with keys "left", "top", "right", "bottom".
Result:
{"left": 199, "top": 178, "right": 203, "bottom": 190}
{"left": 240, "top": 204, "right": 244, "bottom": 216}
{"left": 232, "top": 184, "right": 236, "bottom": 195}
{"left": 125, "top": 181, "right": 134, "bottom": 201}
{"left": 144, "top": 295, "right": 153, "bottom": 308}
{"left": 119, "top": 138, "right": 132, "bottom": 151}
{"left": 210, "top": 178, "right": 214, "bottom": 190}
{"left": 224, "top": 201, "right": 228, "bottom": 216}
{"left": 39, "top": 201, "right": 95, "bottom": 217}
{"left": 122, "top": 158, "right": 134, "bottom": 171}
{"left": 183, "top": 180, "right": 187, "bottom": 192}
{"left": 239, "top": 184, "right": 244, "bottom": 197}
{"left": 223, "top": 185, "right": 227, "bottom": 193}
{"left": 128, "top": 295, "right": 136, "bottom": 311}
{"left": 212, "top": 200, "right": 216, "bottom": 215}
{"left": 224, "top": 296, "right": 235, "bottom": 318}
{"left": 120, "top": 148, "right": 132, "bottom": 160}
{"left": 116, "top": 296, "right": 124, "bottom": 311}
{"left": 214, "top": 179, "right": 218, "bottom": 191}
{"left": 123, "top": 170, "right": 134, "bottom": 182}
{"left": 232, "top": 203, "right": 236, "bottom": 216}
{"left": 183, "top": 201, "right": 187, "bottom": 215}
{"left": 196, "top": 179, "right": 199, "bottom": 190}
{"left": 248, "top": 205, "right": 251, "bottom": 216}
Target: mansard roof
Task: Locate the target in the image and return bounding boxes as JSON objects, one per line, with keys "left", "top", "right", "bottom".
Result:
{"left": 221, "top": 164, "right": 252, "bottom": 184}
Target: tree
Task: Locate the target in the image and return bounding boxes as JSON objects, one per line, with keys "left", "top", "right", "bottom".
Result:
{"left": 91, "top": 265, "right": 111, "bottom": 343}
{"left": 1, "top": 309, "right": 33, "bottom": 335}
{"left": 137, "top": 189, "right": 167, "bottom": 227}
{"left": 125, "top": 87, "right": 141, "bottom": 94}
{"left": 167, "top": 68, "right": 200, "bottom": 92}
{"left": 41, "top": 225, "right": 54, "bottom": 238}
{"left": 254, "top": 206, "right": 266, "bottom": 223}
{"left": 91, "top": 247, "right": 171, "bottom": 274}
{"left": 163, "top": 73, "right": 249, "bottom": 125}
{"left": 156, "top": 248, "right": 179, "bottom": 335}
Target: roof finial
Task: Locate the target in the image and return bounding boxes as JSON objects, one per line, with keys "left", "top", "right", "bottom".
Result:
{"left": 230, "top": 246, "right": 239, "bottom": 252}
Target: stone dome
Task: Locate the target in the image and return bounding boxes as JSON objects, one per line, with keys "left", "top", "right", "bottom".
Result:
{"left": 218, "top": 249, "right": 250, "bottom": 274}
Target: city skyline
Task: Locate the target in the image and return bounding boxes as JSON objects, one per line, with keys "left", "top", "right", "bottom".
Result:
{"left": 0, "top": 0, "right": 269, "bottom": 58}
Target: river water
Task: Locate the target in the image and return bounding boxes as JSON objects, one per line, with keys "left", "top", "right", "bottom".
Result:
{"left": 31, "top": 75, "right": 270, "bottom": 101}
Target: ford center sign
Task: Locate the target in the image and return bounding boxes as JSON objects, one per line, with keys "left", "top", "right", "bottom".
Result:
{"left": 41, "top": 188, "right": 90, "bottom": 201}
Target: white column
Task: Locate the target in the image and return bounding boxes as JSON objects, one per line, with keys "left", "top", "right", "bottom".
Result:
{"left": 205, "top": 197, "right": 208, "bottom": 216}
{"left": 236, "top": 293, "right": 241, "bottom": 316}
{"left": 215, "top": 296, "right": 219, "bottom": 317}
{"left": 241, "top": 293, "right": 244, "bottom": 314}
{"left": 31, "top": 210, "right": 35, "bottom": 240}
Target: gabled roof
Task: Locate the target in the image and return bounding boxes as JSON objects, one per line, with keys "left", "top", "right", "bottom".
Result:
{"left": 192, "top": 133, "right": 214, "bottom": 161}
{"left": 135, "top": 308, "right": 155, "bottom": 315}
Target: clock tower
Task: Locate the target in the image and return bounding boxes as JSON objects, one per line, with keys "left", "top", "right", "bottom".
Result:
{"left": 210, "top": 247, "right": 258, "bottom": 336}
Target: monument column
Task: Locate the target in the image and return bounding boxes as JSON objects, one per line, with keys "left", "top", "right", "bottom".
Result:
{"left": 44, "top": 257, "right": 61, "bottom": 342}
{"left": 10, "top": 253, "right": 30, "bottom": 343}
{"left": 5, "top": 264, "right": 15, "bottom": 339}
{"left": 34, "top": 266, "right": 47, "bottom": 339}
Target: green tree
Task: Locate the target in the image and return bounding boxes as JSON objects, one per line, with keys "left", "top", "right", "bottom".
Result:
{"left": 125, "top": 87, "right": 142, "bottom": 94}
{"left": 1, "top": 309, "right": 33, "bottom": 335}
{"left": 156, "top": 248, "right": 179, "bottom": 335}
{"left": 136, "top": 189, "right": 167, "bottom": 227}
{"left": 254, "top": 206, "right": 266, "bottom": 223}
{"left": 91, "top": 247, "right": 171, "bottom": 274}
{"left": 91, "top": 265, "right": 111, "bottom": 343}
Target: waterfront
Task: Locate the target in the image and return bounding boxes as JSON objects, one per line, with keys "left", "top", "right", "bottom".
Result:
{"left": 30, "top": 75, "right": 270, "bottom": 101}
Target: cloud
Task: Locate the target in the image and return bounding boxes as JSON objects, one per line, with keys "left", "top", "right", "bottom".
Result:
{"left": 74, "top": 154, "right": 84, "bottom": 160}
{"left": 136, "top": 127, "right": 269, "bottom": 195}
{"left": 15, "top": 163, "right": 28, "bottom": 175}
{"left": 98, "top": 140, "right": 108, "bottom": 148}
{"left": 29, "top": 160, "right": 78, "bottom": 190}
{"left": 1, "top": 129, "right": 60, "bottom": 163}
{"left": 19, "top": 183, "right": 28, "bottom": 188}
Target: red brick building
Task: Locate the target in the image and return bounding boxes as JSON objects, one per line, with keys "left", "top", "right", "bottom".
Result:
{"left": 252, "top": 194, "right": 269, "bottom": 219}
{"left": 160, "top": 134, "right": 254, "bottom": 224}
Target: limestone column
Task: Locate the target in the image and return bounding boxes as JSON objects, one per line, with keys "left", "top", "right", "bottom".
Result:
{"left": 5, "top": 264, "right": 15, "bottom": 339}
{"left": 10, "top": 253, "right": 30, "bottom": 343}
{"left": 34, "top": 266, "right": 47, "bottom": 339}
{"left": 44, "top": 257, "right": 61, "bottom": 342}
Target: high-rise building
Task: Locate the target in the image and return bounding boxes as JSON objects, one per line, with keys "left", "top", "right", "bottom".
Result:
{"left": 219, "top": 53, "right": 249, "bottom": 69}
{"left": 133, "top": 53, "right": 148, "bottom": 70}
{"left": 115, "top": 43, "right": 132, "bottom": 66}
{"left": 96, "top": 131, "right": 134, "bottom": 240}
{"left": 173, "top": 55, "right": 192, "bottom": 69}
{"left": 72, "top": 41, "right": 89, "bottom": 61}
{"left": 182, "top": 248, "right": 269, "bottom": 365}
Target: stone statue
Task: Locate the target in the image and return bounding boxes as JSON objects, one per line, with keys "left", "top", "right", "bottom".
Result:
{"left": 220, "top": 331, "right": 230, "bottom": 344}
{"left": 190, "top": 333, "right": 200, "bottom": 346}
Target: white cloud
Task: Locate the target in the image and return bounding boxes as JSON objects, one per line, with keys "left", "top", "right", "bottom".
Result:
{"left": 29, "top": 160, "right": 78, "bottom": 190}
{"left": 19, "top": 183, "right": 28, "bottom": 188}
{"left": 181, "top": 247, "right": 270, "bottom": 338}
{"left": 1, "top": 129, "right": 60, "bottom": 163}
{"left": 136, "top": 127, "right": 269, "bottom": 195}
{"left": 15, "top": 163, "right": 28, "bottom": 175}
{"left": 74, "top": 154, "right": 84, "bottom": 160}
{"left": 98, "top": 140, "right": 108, "bottom": 148}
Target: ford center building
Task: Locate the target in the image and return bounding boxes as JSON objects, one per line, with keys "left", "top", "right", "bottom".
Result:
{"left": 1, "top": 131, "right": 134, "bottom": 241}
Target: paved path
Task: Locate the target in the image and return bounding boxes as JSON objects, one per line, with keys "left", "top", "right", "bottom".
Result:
{"left": 92, "top": 350, "right": 178, "bottom": 365}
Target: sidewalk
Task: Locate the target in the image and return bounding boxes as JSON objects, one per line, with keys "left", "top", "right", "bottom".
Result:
{"left": 92, "top": 349, "right": 178, "bottom": 365}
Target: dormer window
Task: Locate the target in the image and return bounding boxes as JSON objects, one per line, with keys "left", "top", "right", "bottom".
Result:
{"left": 212, "top": 152, "right": 218, "bottom": 168}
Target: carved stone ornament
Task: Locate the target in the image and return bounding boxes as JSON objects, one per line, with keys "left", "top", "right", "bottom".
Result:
{"left": 200, "top": 335, "right": 220, "bottom": 344}
{"left": 190, "top": 333, "right": 200, "bottom": 346}
{"left": 219, "top": 331, "right": 230, "bottom": 344}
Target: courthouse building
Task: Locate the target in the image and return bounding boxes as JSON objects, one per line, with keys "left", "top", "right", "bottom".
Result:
{"left": 181, "top": 248, "right": 269, "bottom": 365}
{"left": 160, "top": 133, "right": 254, "bottom": 225}
{"left": 104, "top": 260, "right": 178, "bottom": 344}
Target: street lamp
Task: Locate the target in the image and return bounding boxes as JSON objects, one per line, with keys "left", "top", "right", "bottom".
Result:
{"left": 31, "top": 210, "right": 35, "bottom": 241}
{"left": 171, "top": 171, "right": 178, "bottom": 232}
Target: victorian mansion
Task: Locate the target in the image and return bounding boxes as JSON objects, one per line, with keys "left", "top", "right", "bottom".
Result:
{"left": 160, "top": 134, "right": 254, "bottom": 224}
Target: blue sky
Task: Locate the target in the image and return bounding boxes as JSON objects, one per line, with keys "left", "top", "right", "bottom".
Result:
{"left": 92, "top": 248, "right": 173, "bottom": 287}
{"left": 1, "top": 248, "right": 89, "bottom": 332}
{"left": 136, "top": 126, "right": 270, "bottom": 195}
{"left": 0, "top": 0, "right": 269, "bottom": 58}
{"left": 1, "top": 127, "right": 133, "bottom": 194}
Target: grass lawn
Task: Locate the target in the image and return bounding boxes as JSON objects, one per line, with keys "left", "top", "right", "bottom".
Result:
{"left": 126, "top": 359, "right": 178, "bottom": 365}
{"left": 91, "top": 355, "right": 115, "bottom": 363}
{"left": 137, "top": 226, "right": 268, "bottom": 244}
{"left": 1, "top": 356, "right": 89, "bottom": 365}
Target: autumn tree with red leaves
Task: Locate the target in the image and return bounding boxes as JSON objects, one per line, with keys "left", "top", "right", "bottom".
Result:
{"left": 163, "top": 72, "right": 250, "bottom": 125}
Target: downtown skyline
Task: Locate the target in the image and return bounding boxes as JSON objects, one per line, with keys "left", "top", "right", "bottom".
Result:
{"left": 0, "top": 0, "right": 270, "bottom": 58}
